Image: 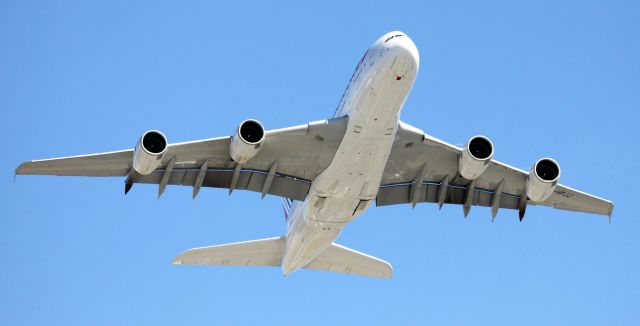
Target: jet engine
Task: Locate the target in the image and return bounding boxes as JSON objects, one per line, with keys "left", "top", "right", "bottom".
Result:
{"left": 132, "top": 130, "right": 168, "bottom": 175}
{"left": 458, "top": 135, "right": 494, "bottom": 180}
{"left": 230, "top": 119, "right": 265, "bottom": 164}
{"left": 526, "top": 158, "right": 561, "bottom": 202}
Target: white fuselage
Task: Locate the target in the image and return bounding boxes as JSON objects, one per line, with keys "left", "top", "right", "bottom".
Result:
{"left": 282, "top": 32, "right": 419, "bottom": 274}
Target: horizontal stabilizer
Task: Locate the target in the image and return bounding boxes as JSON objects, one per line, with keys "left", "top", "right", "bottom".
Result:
{"left": 172, "top": 237, "right": 285, "bottom": 267}
{"left": 173, "top": 238, "right": 392, "bottom": 278}
{"left": 305, "top": 243, "right": 393, "bottom": 278}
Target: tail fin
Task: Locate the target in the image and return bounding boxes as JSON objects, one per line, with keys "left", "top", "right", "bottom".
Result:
{"left": 173, "top": 238, "right": 392, "bottom": 279}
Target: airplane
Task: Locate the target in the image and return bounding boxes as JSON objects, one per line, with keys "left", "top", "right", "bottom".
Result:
{"left": 16, "top": 31, "right": 614, "bottom": 279}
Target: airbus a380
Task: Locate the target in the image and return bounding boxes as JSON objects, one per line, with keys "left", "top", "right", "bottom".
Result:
{"left": 17, "top": 31, "right": 613, "bottom": 278}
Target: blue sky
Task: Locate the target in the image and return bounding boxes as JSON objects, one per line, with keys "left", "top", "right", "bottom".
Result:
{"left": 1, "top": 0, "right": 639, "bottom": 325}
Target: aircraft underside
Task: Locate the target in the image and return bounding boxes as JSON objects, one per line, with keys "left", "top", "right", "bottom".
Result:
{"left": 281, "top": 31, "right": 419, "bottom": 274}
{"left": 16, "top": 31, "right": 613, "bottom": 279}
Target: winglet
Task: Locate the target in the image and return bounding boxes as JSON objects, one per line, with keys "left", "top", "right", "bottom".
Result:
{"left": 15, "top": 162, "right": 26, "bottom": 176}
{"left": 14, "top": 162, "right": 27, "bottom": 182}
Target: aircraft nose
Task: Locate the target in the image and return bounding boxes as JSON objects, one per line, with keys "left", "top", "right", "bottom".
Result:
{"left": 380, "top": 32, "right": 420, "bottom": 74}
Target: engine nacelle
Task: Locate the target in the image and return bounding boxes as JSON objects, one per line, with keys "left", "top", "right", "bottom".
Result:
{"left": 526, "top": 158, "right": 561, "bottom": 202}
{"left": 230, "top": 119, "right": 265, "bottom": 164}
{"left": 132, "top": 130, "right": 168, "bottom": 175}
{"left": 459, "top": 135, "right": 494, "bottom": 180}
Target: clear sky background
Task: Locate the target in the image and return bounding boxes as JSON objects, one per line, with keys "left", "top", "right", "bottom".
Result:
{"left": 1, "top": 1, "right": 639, "bottom": 325}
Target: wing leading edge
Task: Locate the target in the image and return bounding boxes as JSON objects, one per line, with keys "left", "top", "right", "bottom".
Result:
{"left": 16, "top": 117, "right": 349, "bottom": 201}
{"left": 378, "top": 121, "right": 613, "bottom": 219}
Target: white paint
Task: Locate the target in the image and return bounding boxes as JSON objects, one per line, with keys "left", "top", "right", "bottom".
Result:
{"left": 281, "top": 31, "right": 419, "bottom": 275}
{"left": 132, "top": 130, "right": 167, "bottom": 175}
{"left": 458, "top": 136, "right": 494, "bottom": 180}
{"left": 526, "top": 158, "right": 561, "bottom": 202}
{"left": 229, "top": 119, "right": 265, "bottom": 164}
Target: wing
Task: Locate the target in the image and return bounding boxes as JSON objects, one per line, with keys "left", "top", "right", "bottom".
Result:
{"left": 377, "top": 121, "right": 613, "bottom": 219}
{"left": 16, "top": 117, "right": 348, "bottom": 200}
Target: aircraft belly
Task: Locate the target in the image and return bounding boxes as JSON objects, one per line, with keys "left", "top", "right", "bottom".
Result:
{"left": 282, "top": 219, "right": 343, "bottom": 274}
{"left": 283, "top": 37, "right": 419, "bottom": 273}
{"left": 309, "top": 61, "right": 414, "bottom": 223}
